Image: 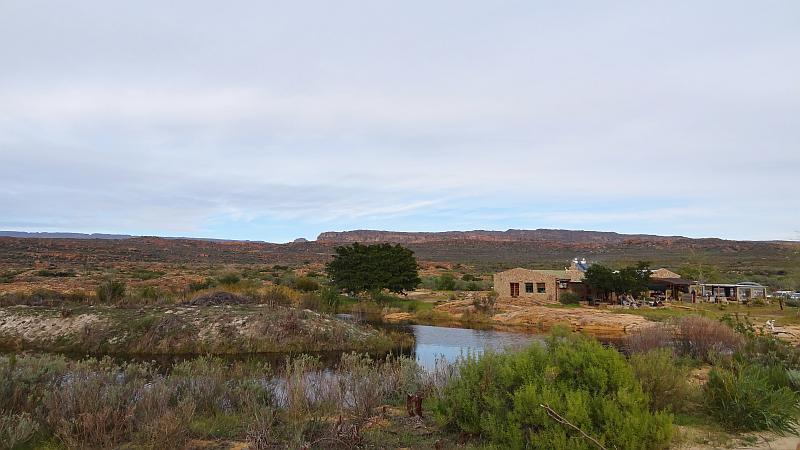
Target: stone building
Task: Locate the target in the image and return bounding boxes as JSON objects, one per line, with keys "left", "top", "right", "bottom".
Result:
{"left": 493, "top": 259, "right": 688, "bottom": 304}
{"left": 493, "top": 267, "right": 586, "bottom": 303}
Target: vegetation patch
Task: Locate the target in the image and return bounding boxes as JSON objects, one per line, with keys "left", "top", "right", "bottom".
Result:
{"left": 434, "top": 331, "right": 673, "bottom": 449}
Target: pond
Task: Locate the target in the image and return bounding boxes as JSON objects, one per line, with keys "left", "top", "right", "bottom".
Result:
{"left": 405, "top": 324, "right": 544, "bottom": 370}
{"left": 2, "top": 321, "right": 544, "bottom": 372}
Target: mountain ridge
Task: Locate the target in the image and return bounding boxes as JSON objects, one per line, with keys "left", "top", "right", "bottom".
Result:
{"left": 317, "top": 229, "right": 718, "bottom": 245}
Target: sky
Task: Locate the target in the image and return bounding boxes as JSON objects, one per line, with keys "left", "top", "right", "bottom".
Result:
{"left": 1, "top": 1, "right": 798, "bottom": 243}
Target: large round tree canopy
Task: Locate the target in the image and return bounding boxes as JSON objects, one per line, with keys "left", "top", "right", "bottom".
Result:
{"left": 326, "top": 243, "right": 421, "bottom": 294}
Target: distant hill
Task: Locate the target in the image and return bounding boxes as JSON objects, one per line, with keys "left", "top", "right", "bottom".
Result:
{"left": 0, "top": 231, "right": 265, "bottom": 244}
{"left": 1, "top": 229, "right": 797, "bottom": 275}
{"left": 317, "top": 229, "right": 694, "bottom": 245}
{"left": 0, "top": 231, "right": 134, "bottom": 240}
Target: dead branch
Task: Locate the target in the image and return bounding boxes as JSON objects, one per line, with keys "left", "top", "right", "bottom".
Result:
{"left": 540, "top": 403, "right": 607, "bottom": 450}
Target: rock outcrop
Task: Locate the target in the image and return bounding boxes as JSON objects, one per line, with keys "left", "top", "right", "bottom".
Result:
{"left": 431, "top": 300, "right": 653, "bottom": 338}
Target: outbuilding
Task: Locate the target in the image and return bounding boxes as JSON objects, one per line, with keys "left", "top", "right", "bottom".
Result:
{"left": 492, "top": 267, "right": 586, "bottom": 303}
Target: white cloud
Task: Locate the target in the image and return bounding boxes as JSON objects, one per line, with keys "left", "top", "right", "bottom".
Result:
{"left": 0, "top": 1, "right": 798, "bottom": 241}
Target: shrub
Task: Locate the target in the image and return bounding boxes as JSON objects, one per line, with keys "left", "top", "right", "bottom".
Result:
{"left": 189, "top": 277, "right": 217, "bottom": 292}
{"left": 625, "top": 324, "right": 674, "bottom": 355}
{"left": 217, "top": 272, "right": 241, "bottom": 286}
{"left": 739, "top": 333, "right": 800, "bottom": 370}
{"left": 724, "top": 313, "right": 800, "bottom": 370}
{"left": 558, "top": 291, "right": 581, "bottom": 305}
{"left": 335, "top": 353, "right": 385, "bottom": 420}
{"left": 630, "top": 348, "right": 696, "bottom": 413}
{"left": 137, "top": 285, "right": 160, "bottom": 300}
{"left": 703, "top": 363, "right": 800, "bottom": 433}
{"left": 292, "top": 277, "right": 320, "bottom": 292}
{"left": 259, "top": 286, "right": 297, "bottom": 307}
{"left": 472, "top": 291, "right": 497, "bottom": 314}
{"left": 436, "top": 274, "right": 457, "bottom": 291}
{"left": 0, "top": 413, "right": 39, "bottom": 450}
{"left": 247, "top": 407, "right": 280, "bottom": 450}
{"left": 319, "top": 287, "right": 344, "bottom": 312}
{"left": 0, "top": 271, "right": 15, "bottom": 283}
{"left": 0, "top": 353, "right": 68, "bottom": 414}
{"left": 370, "top": 290, "right": 402, "bottom": 303}
{"left": 130, "top": 268, "right": 164, "bottom": 280}
{"left": 434, "top": 333, "right": 673, "bottom": 449}
{"left": 45, "top": 366, "right": 143, "bottom": 447}
{"left": 674, "top": 316, "right": 743, "bottom": 362}
{"left": 36, "top": 269, "right": 76, "bottom": 277}
{"left": 96, "top": 279, "right": 126, "bottom": 303}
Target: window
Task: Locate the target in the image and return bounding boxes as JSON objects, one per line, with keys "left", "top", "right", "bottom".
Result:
{"left": 510, "top": 283, "right": 520, "bottom": 297}
{"left": 537, "top": 283, "right": 546, "bottom": 293}
{"left": 525, "top": 282, "right": 534, "bottom": 293}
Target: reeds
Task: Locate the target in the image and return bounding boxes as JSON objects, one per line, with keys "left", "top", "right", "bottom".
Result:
{"left": 0, "top": 351, "right": 447, "bottom": 448}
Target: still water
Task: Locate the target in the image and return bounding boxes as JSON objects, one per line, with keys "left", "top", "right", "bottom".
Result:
{"left": 8, "top": 322, "right": 543, "bottom": 371}
{"left": 407, "top": 324, "right": 544, "bottom": 370}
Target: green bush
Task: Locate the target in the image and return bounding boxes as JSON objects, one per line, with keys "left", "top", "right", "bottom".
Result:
{"left": 36, "top": 269, "right": 76, "bottom": 277}
{"left": 217, "top": 273, "right": 241, "bottom": 286}
{"left": 0, "top": 271, "right": 15, "bottom": 283}
{"left": 137, "top": 286, "right": 160, "bottom": 300}
{"left": 318, "top": 287, "right": 345, "bottom": 312}
{"left": 630, "top": 348, "right": 696, "bottom": 413}
{"left": 435, "top": 274, "right": 457, "bottom": 291}
{"left": 724, "top": 313, "right": 800, "bottom": 370}
{"left": 189, "top": 277, "right": 218, "bottom": 292}
{"left": 0, "top": 412, "right": 39, "bottom": 449}
{"left": 291, "top": 277, "right": 319, "bottom": 292}
{"left": 558, "top": 291, "right": 581, "bottom": 305}
{"left": 130, "top": 268, "right": 164, "bottom": 280}
{"left": 96, "top": 279, "right": 126, "bottom": 303}
{"left": 703, "top": 363, "right": 800, "bottom": 433}
{"left": 434, "top": 333, "right": 673, "bottom": 449}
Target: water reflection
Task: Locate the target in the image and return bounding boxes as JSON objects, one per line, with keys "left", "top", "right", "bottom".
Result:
{"left": 409, "top": 324, "right": 544, "bottom": 370}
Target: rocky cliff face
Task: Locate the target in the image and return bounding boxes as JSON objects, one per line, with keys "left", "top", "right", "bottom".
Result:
{"left": 316, "top": 228, "right": 694, "bottom": 244}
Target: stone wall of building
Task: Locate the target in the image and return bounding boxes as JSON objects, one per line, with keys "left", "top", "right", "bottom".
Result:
{"left": 493, "top": 268, "right": 559, "bottom": 303}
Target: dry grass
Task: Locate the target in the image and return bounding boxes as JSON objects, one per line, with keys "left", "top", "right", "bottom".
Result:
{"left": 675, "top": 316, "right": 744, "bottom": 362}
{"left": 625, "top": 316, "right": 744, "bottom": 363}
{"left": 625, "top": 323, "right": 675, "bottom": 354}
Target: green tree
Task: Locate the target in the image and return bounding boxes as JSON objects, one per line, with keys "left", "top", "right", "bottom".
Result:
{"left": 615, "top": 261, "right": 651, "bottom": 297}
{"left": 583, "top": 264, "right": 615, "bottom": 301}
{"left": 585, "top": 262, "right": 651, "bottom": 301}
{"left": 326, "top": 243, "right": 421, "bottom": 295}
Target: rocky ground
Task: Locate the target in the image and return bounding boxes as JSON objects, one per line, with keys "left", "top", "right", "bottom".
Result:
{"left": 425, "top": 297, "right": 652, "bottom": 338}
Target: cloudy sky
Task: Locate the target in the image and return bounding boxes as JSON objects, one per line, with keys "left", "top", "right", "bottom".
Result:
{"left": 1, "top": 1, "right": 798, "bottom": 242}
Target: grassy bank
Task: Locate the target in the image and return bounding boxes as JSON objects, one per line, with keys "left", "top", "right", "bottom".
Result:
{"left": 0, "top": 303, "right": 413, "bottom": 356}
